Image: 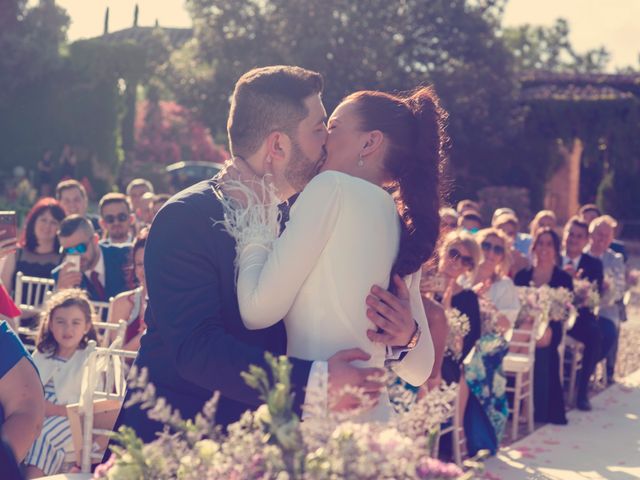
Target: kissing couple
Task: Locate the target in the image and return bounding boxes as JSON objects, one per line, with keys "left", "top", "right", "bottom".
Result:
{"left": 113, "top": 65, "right": 449, "bottom": 442}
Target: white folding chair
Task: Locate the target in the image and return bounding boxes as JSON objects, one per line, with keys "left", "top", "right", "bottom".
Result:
{"left": 562, "top": 334, "right": 584, "bottom": 407}
{"left": 91, "top": 298, "right": 113, "bottom": 322}
{"left": 13, "top": 271, "right": 55, "bottom": 316}
{"left": 93, "top": 319, "right": 127, "bottom": 348}
{"left": 66, "top": 339, "right": 137, "bottom": 472}
{"left": 504, "top": 318, "right": 538, "bottom": 440}
{"left": 434, "top": 383, "right": 465, "bottom": 465}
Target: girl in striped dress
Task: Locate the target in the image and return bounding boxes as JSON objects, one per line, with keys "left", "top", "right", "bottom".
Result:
{"left": 23, "top": 289, "right": 97, "bottom": 478}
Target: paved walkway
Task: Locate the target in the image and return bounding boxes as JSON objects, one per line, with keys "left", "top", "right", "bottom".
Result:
{"left": 482, "top": 369, "right": 640, "bottom": 479}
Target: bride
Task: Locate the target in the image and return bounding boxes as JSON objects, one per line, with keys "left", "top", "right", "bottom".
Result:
{"left": 220, "top": 86, "right": 448, "bottom": 421}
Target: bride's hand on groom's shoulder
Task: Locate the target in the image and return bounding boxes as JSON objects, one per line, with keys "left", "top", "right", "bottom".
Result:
{"left": 327, "top": 348, "right": 384, "bottom": 413}
{"left": 366, "top": 274, "right": 417, "bottom": 348}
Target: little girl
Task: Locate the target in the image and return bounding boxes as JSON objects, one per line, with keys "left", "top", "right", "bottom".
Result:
{"left": 23, "top": 288, "right": 97, "bottom": 479}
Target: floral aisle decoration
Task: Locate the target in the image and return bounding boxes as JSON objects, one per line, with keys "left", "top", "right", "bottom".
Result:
{"left": 97, "top": 354, "right": 486, "bottom": 480}
{"left": 444, "top": 308, "right": 471, "bottom": 361}
{"left": 572, "top": 277, "right": 601, "bottom": 312}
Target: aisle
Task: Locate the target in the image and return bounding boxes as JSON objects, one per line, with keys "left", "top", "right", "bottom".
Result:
{"left": 483, "top": 369, "right": 640, "bottom": 480}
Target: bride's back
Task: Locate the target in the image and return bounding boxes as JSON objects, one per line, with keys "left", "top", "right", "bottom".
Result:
{"left": 284, "top": 171, "right": 400, "bottom": 367}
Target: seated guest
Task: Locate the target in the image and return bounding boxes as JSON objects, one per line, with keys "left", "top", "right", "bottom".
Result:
{"left": 458, "top": 210, "right": 482, "bottom": 234}
{"left": 439, "top": 207, "right": 459, "bottom": 237}
{"left": 492, "top": 211, "right": 530, "bottom": 276}
{"left": 23, "top": 289, "right": 97, "bottom": 479}
{"left": 579, "top": 204, "right": 627, "bottom": 261}
{"left": 467, "top": 228, "right": 520, "bottom": 450}
{"left": 514, "top": 227, "right": 570, "bottom": 424}
{"left": 586, "top": 215, "right": 625, "bottom": 383}
{"left": 107, "top": 228, "right": 148, "bottom": 351}
{"left": 0, "top": 198, "right": 64, "bottom": 304}
{"left": 125, "top": 178, "right": 154, "bottom": 215}
{"left": 0, "top": 319, "right": 45, "bottom": 464}
{"left": 99, "top": 193, "right": 135, "bottom": 246}
{"left": 456, "top": 199, "right": 480, "bottom": 216}
{"left": 492, "top": 208, "right": 531, "bottom": 257}
{"left": 54, "top": 215, "right": 131, "bottom": 302}
{"left": 151, "top": 194, "right": 171, "bottom": 218}
{"left": 529, "top": 209, "right": 557, "bottom": 237}
{"left": 55, "top": 179, "right": 101, "bottom": 234}
{"left": 434, "top": 231, "right": 487, "bottom": 457}
{"left": 562, "top": 216, "right": 613, "bottom": 410}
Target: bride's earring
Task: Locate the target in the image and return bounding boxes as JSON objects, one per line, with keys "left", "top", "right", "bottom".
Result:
{"left": 357, "top": 153, "right": 364, "bottom": 167}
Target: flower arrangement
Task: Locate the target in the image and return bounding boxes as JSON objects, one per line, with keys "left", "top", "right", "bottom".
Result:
{"left": 572, "top": 277, "right": 600, "bottom": 311}
{"left": 98, "top": 354, "right": 483, "bottom": 480}
{"left": 515, "top": 285, "right": 577, "bottom": 338}
{"left": 444, "top": 308, "right": 471, "bottom": 361}
{"left": 547, "top": 286, "right": 576, "bottom": 327}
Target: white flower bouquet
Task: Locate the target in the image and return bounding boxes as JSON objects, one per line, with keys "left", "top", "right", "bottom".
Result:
{"left": 572, "top": 277, "right": 600, "bottom": 311}
{"left": 444, "top": 308, "right": 471, "bottom": 361}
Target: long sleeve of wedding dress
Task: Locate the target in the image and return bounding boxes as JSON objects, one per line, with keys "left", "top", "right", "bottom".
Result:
{"left": 235, "top": 171, "right": 342, "bottom": 329}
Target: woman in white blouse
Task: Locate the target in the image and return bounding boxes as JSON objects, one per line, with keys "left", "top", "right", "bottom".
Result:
{"left": 474, "top": 228, "right": 521, "bottom": 330}
{"left": 221, "top": 87, "right": 448, "bottom": 421}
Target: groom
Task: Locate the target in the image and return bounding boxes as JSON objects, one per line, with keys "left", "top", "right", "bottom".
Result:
{"left": 113, "top": 66, "right": 424, "bottom": 443}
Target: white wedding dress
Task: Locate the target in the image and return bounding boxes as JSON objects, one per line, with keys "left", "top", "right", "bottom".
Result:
{"left": 223, "top": 170, "right": 434, "bottom": 422}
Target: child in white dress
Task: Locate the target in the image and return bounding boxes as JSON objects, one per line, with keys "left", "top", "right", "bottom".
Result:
{"left": 23, "top": 289, "right": 97, "bottom": 479}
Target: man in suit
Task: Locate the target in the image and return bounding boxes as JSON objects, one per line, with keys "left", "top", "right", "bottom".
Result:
{"left": 54, "top": 215, "right": 131, "bottom": 302}
{"left": 562, "top": 216, "right": 607, "bottom": 410}
{"left": 586, "top": 215, "right": 625, "bottom": 384}
{"left": 111, "top": 66, "right": 425, "bottom": 445}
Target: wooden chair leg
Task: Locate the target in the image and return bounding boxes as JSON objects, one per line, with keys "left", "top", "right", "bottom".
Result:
{"left": 512, "top": 372, "right": 522, "bottom": 440}
{"left": 452, "top": 410, "right": 462, "bottom": 466}
{"left": 527, "top": 374, "right": 534, "bottom": 434}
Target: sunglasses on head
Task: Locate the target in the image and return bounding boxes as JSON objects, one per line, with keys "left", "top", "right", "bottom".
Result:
{"left": 448, "top": 247, "right": 474, "bottom": 269}
{"left": 104, "top": 212, "right": 129, "bottom": 224}
{"left": 61, "top": 242, "right": 88, "bottom": 255}
{"left": 481, "top": 241, "right": 505, "bottom": 256}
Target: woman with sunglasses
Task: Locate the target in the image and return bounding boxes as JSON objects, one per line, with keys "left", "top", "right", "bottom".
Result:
{"left": 0, "top": 198, "right": 65, "bottom": 307}
{"left": 465, "top": 228, "right": 520, "bottom": 450}
{"left": 514, "top": 227, "right": 571, "bottom": 425}
{"left": 435, "top": 230, "right": 488, "bottom": 458}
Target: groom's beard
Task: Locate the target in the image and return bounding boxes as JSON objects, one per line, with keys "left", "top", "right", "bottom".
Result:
{"left": 284, "top": 141, "right": 327, "bottom": 193}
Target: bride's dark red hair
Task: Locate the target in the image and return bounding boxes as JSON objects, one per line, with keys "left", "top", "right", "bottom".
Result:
{"left": 342, "top": 87, "right": 449, "bottom": 277}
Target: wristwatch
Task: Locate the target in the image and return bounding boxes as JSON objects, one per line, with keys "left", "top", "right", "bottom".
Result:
{"left": 404, "top": 321, "right": 422, "bottom": 350}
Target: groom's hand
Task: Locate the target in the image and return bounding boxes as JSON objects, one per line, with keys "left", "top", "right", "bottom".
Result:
{"left": 366, "top": 274, "right": 417, "bottom": 347}
{"left": 327, "top": 348, "right": 384, "bottom": 412}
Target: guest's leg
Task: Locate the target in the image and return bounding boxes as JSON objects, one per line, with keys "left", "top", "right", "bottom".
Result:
{"left": 605, "top": 320, "right": 620, "bottom": 381}
{"left": 597, "top": 317, "right": 617, "bottom": 363}
{"left": 568, "top": 313, "right": 602, "bottom": 406}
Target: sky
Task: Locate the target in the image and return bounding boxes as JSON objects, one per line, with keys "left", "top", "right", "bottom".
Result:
{"left": 57, "top": 0, "right": 639, "bottom": 71}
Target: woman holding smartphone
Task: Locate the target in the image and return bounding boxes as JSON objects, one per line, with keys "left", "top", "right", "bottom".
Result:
{"left": 0, "top": 199, "right": 65, "bottom": 307}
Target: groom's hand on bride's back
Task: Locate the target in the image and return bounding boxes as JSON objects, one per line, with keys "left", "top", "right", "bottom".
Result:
{"left": 327, "top": 348, "right": 384, "bottom": 412}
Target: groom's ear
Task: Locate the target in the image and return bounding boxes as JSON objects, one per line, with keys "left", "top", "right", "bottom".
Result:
{"left": 361, "top": 130, "right": 384, "bottom": 158}
{"left": 265, "top": 131, "right": 291, "bottom": 164}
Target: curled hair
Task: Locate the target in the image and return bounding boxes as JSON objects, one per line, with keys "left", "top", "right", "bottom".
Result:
{"left": 531, "top": 227, "right": 562, "bottom": 266}
{"left": 345, "top": 86, "right": 448, "bottom": 277}
{"left": 36, "top": 289, "right": 97, "bottom": 356}
{"left": 20, "top": 198, "right": 66, "bottom": 253}
{"left": 438, "top": 230, "right": 481, "bottom": 278}
{"left": 476, "top": 227, "right": 512, "bottom": 278}
{"left": 529, "top": 210, "right": 556, "bottom": 236}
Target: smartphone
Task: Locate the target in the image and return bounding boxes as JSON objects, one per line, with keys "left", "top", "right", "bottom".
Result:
{"left": 421, "top": 274, "right": 446, "bottom": 293}
{"left": 66, "top": 254, "right": 81, "bottom": 272}
{"left": 0, "top": 211, "right": 17, "bottom": 243}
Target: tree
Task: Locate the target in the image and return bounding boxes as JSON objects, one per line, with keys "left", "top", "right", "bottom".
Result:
{"left": 503, "top": 19, "right": 610, "bottom": 74}
{"left": 164, "top": 0, "right": 518, "bottom": 198}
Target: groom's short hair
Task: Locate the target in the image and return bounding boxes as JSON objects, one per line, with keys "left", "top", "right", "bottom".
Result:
{"left": 227, "top": 65, "right": 323, "bottom": 158}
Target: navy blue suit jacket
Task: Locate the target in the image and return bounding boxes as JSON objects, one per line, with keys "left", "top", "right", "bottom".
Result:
{"left": 52, "top": 243, "right": 131, "bottom": 302}
{"left": 116, "top": 179, "right": 312, "bottom": 440}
